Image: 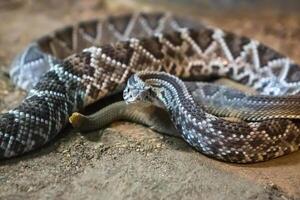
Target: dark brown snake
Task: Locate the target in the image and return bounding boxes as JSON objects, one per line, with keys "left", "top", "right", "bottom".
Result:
{"left": 1, "top": 12, "right": 300, "bottom": 163}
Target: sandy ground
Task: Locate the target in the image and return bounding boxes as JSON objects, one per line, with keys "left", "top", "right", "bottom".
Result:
{"left": 0, "top": 0, "right": 300, "bottom": 199}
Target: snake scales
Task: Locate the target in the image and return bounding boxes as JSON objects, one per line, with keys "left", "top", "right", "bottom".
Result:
{"left": 68, "top": 78, "right": 255, "bottom": 136}
{"left": 1, "top": 12, "right": 300, "bottom": 162}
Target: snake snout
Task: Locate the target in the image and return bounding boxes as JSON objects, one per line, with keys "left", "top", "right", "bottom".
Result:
{"left": 123, "top": 87, "right": 135, "bottom": 103}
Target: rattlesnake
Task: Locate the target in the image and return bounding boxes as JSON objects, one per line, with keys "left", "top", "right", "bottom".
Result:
{"left": 67, "top": 78, "right": 256, "bottom": 136}
{"left": 123, "top": 72, "right": 300, "bottom": 163}
{"left": 1, "top": 12, "right": 300, "bottom": 162}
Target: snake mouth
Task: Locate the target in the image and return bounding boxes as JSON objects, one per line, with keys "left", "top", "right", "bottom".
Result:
{"left": 123, "top": 92, "right": 135, "bottom": 104}
{"left": 124, "top": 98, "right": 135, "bottom": 104}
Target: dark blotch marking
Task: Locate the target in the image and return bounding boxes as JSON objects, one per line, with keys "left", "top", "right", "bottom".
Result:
{"left": 140, "top": 37, "right": 164, "bottom": 59}
{"left": 164, "top": 32, "right": 183, "bottom": 46}
{"left": 189, "top": 28, "right": 214, "bottom": 51}
{"left": 224, "top": 33, "right": 250, "bottom": 58}
{"left": 38, "top": 36, "right": 54, "bottom": 56}
{"left": 257, "top": 45, "right": 283, "bottom": 67}
{"left": 54, "top": 25, "right": 74, "bottom": 50}
{"left": 140, "top": 13, "right": 164, "bottom": 30}
{"left": 286, "top": 63, "right": 300, "bottom": 83}
{"left": 108, "top": 14, "right": 132, "bottom": 35}
{"left": 79, "top": 19, "right": 98, "bottom": 39}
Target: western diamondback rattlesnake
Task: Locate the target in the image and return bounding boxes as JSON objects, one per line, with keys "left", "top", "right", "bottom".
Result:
{"left": 0, "top": 12, "right": 299, "bottom": 162}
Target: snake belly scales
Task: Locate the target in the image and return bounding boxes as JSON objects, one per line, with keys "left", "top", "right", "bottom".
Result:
{"left": 1, "top": 12, "right": 300, "bottom": 163}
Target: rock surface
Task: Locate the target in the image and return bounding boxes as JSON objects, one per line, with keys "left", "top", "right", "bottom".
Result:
{"left": 0, "top": 0, "right": 300, "bottom": 199}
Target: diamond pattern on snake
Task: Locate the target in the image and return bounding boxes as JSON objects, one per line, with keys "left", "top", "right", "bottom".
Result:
{"left": 1, "top": 12, "right": 299, "bottom": 163}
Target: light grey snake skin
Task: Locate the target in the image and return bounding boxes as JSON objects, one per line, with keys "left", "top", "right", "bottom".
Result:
{"left": 67, "top": 78, "right": 255, "bottom": 136}
{"left": 1, "top": 12, "right": 300, "bottom": 162}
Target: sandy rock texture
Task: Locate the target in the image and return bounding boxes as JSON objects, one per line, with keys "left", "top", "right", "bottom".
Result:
{"left": 0, "top": 0, "right": 300, "bottom": 199}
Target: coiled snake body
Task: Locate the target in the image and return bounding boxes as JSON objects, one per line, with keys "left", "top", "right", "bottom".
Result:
{"left": 1, "top": 12, "right": 300, "bottom": 162}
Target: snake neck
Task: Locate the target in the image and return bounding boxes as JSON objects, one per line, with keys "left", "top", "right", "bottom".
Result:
{"left": 137, "top": 72, "right": 300, "bottom": 163}
{"left": 140, "top": 72, "right": 204, "bottom": 115}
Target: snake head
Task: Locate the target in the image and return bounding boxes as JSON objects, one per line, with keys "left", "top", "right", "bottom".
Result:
{"left": 123, "top": 74, "right": 166, "bottom": 109}
{"left": 123, "top": 74, "right": 152, "bottom": 103}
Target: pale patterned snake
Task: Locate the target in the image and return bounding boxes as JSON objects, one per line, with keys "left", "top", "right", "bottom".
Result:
{"left": 0, "top": 12, "right": 299, "bottom": 162}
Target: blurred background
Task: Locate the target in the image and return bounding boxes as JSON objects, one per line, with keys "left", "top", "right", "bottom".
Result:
{"left": 1, "top": 0, "right": 300, "bottom": 13}
{"left": 1, "top": 0, "right": 300, "bottom": 60}
{"left": 1, "top": 0, "right": 300, "bottom": 87}
{"left": 1, "top": 1, "right": 300, "bottom": 199}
